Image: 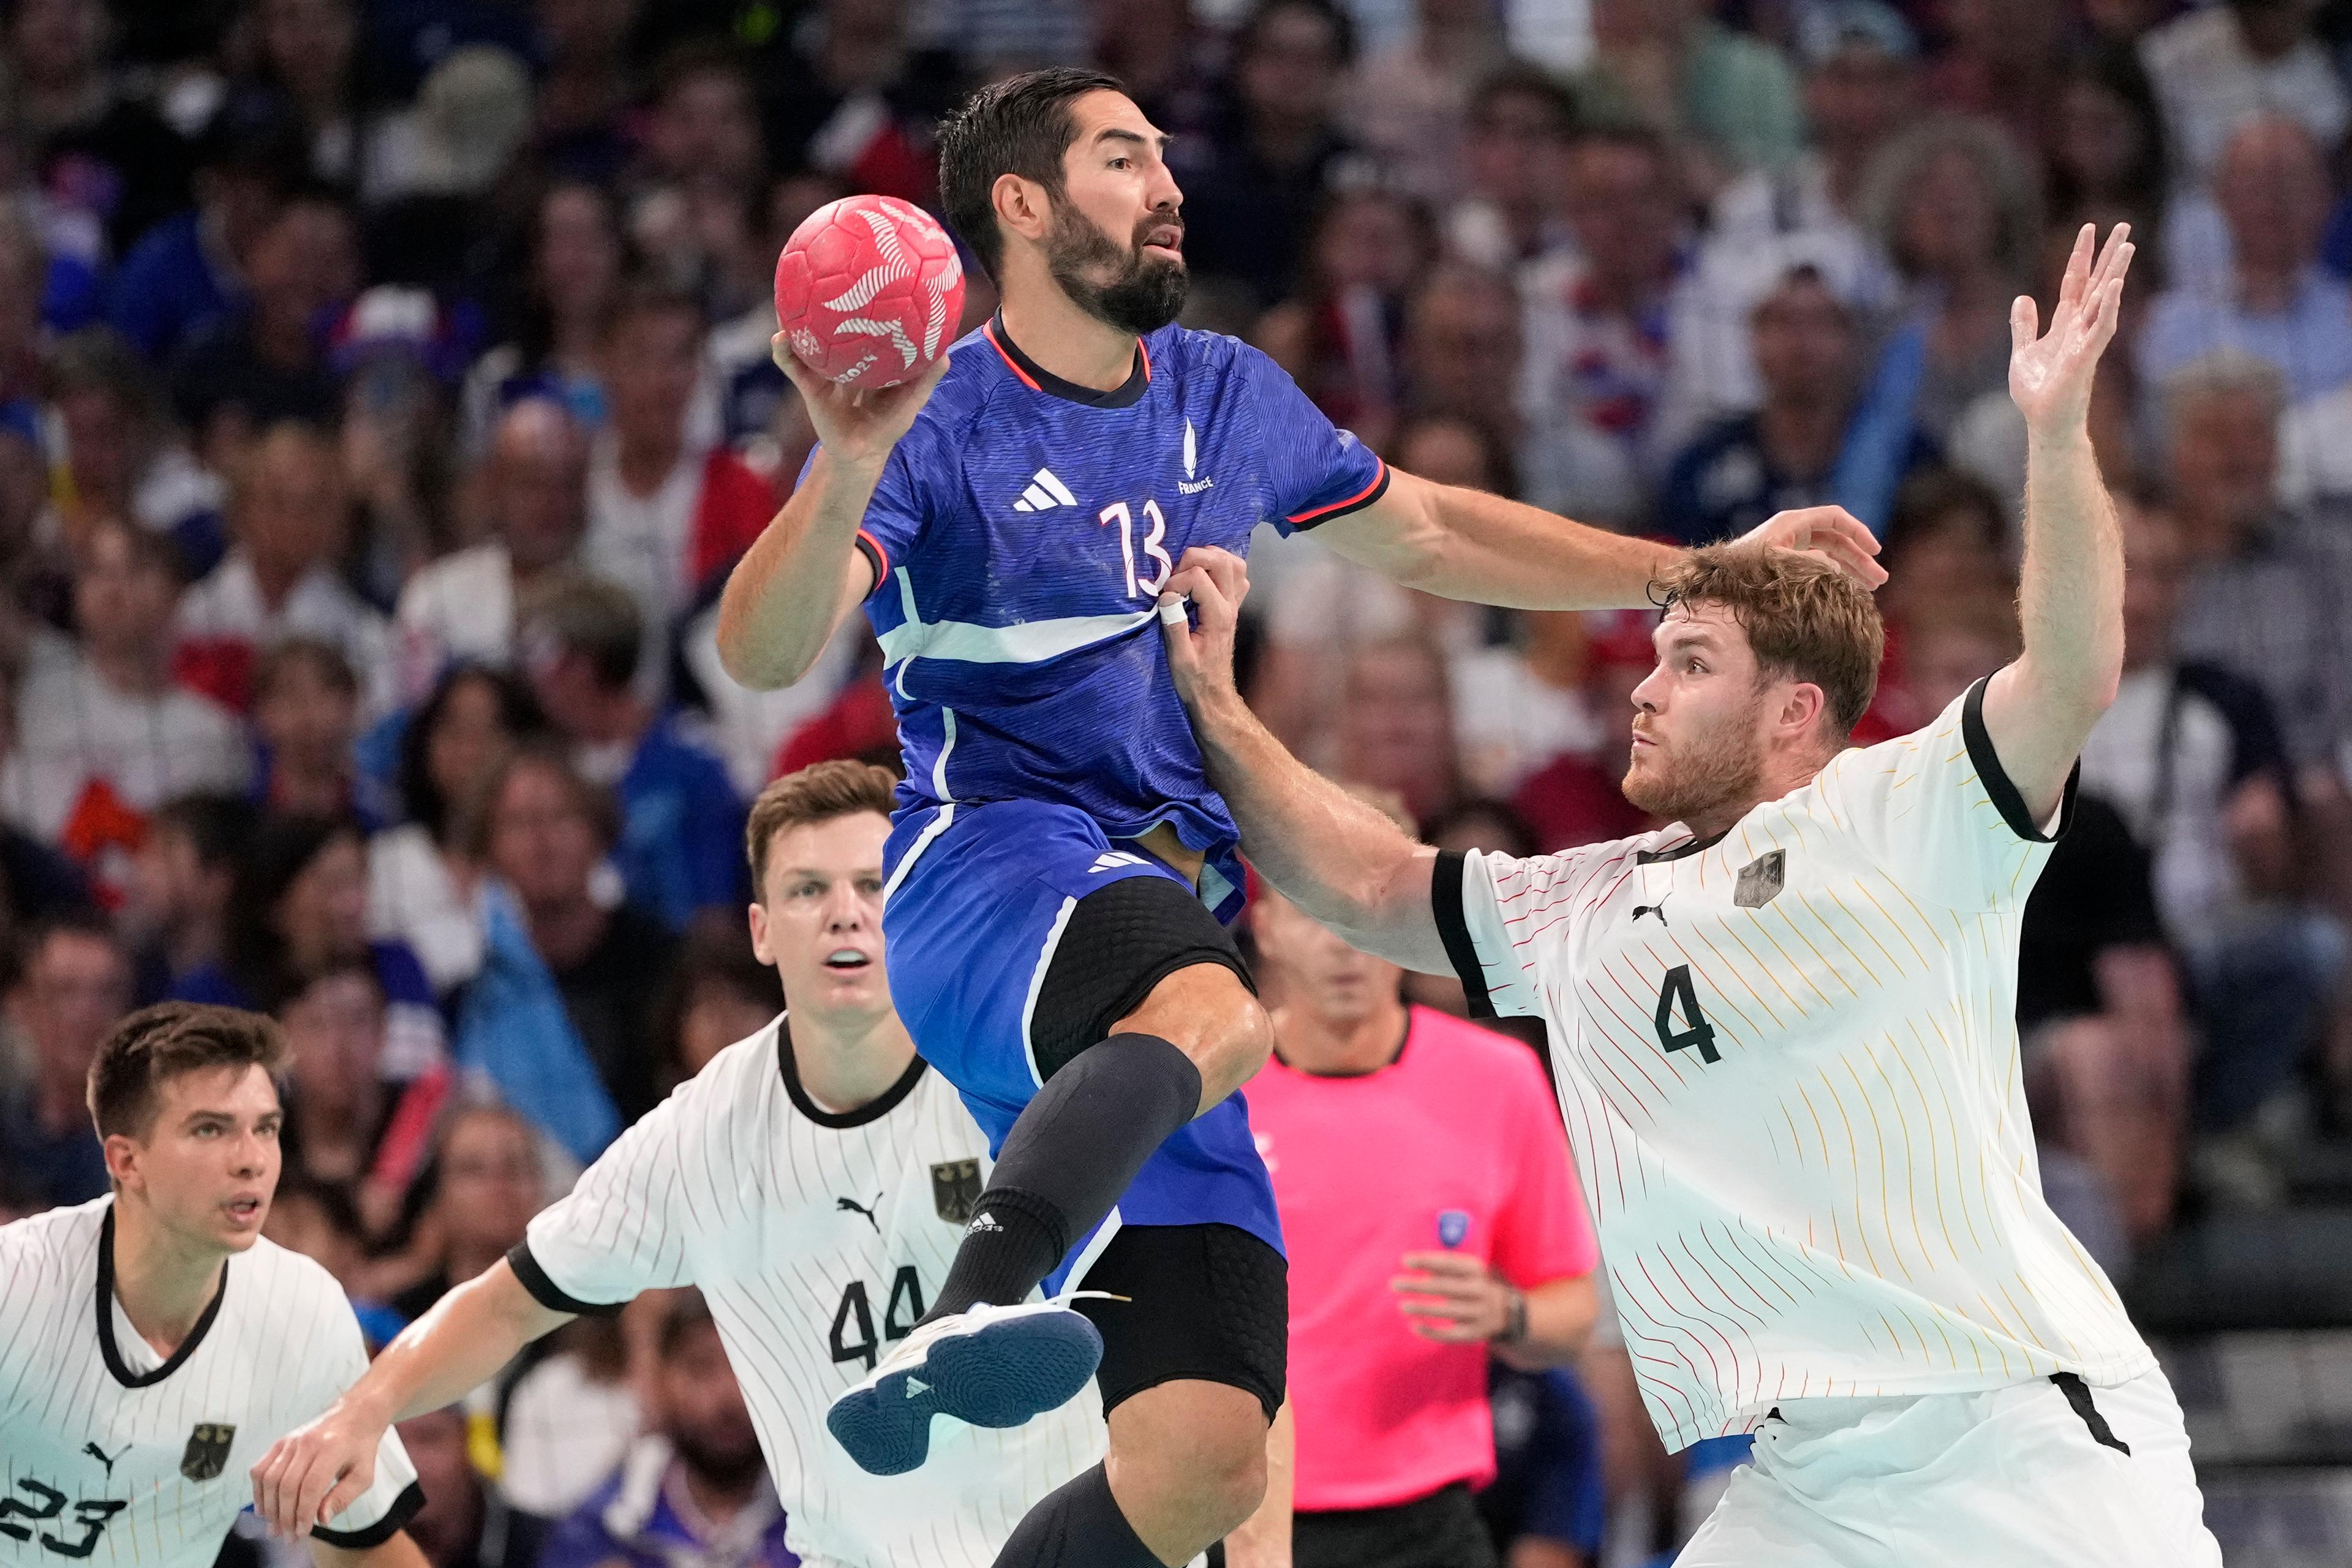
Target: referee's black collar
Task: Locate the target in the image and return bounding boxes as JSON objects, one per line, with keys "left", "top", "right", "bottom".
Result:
{"left": 95, "top": 1202, "right": 229, "bottom": 1389}
{"left": 777, "top": 1017, "right": 928, "bottom": 1129}
{"left": 984, "top": 312, "right": 1151, "bottom": 409}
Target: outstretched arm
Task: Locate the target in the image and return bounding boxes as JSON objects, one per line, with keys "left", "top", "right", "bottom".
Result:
{"left": 1981, "top": 223, "right": 2136, "bottom": 821}
{"left": 252, "top": 1262, "right": 570, "bottom": 1537}
{"left": 1158, "top": 548, "right": 1446, "bottom": 971}
{"left": 1325, "top": 478, "right": 1886, "bottom": 609}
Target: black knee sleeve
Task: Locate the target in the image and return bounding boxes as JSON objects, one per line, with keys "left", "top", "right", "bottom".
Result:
{"left": 991, "top": 1462, "right": 1161, "bottom": 1567}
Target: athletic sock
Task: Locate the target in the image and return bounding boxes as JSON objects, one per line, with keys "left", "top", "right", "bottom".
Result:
{"left": 991, "top": 1461, "right": 1165, "bottom": 1567}
{"left": 925, "top": 1033, "right": 1202, "bottom": 1321}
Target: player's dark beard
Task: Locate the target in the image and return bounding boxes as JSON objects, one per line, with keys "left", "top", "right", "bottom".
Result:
{"left": 1622, "top": 696, "right": 1768, "bottom": 826}
{"left": 671, "top": 1425, "right": 766, "bottom": 1492}
{"left": 1044, "top": 200, "right": 1188, "bottom": 336}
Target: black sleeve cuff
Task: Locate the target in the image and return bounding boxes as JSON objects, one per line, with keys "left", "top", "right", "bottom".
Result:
{"left": 505, "top": 1242, "right": 627, "bottom": 1318}
{"left": 853, "top": 532, "right": 886, "bottom": 593}
{"left": 1284, "top": 461, "right": 1391, "bottom": 531}
{"left": 1961, "top": 676, "right": 2078, "bottom": 843}
{"left": 310, "top": 1480, "right": 425, "bottom": 1549}
{"left": 1430, "top": 849, "right": 1496, "bottom": 1019}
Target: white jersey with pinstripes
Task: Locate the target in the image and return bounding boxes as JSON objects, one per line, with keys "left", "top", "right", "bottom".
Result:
{"left": 1431, "top": 680, "right": 2156, "bottom": 1451}
{"left": 511, "top": 1016, "right": 1107, "bottom": 1568}
{"left": 0, "top": 1202, "right": 421, "bottom": 1568}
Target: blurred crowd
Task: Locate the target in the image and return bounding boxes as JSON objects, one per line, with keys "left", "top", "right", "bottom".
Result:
{"left": 3, "top": 0, "right": 2352, "bottom": 1564}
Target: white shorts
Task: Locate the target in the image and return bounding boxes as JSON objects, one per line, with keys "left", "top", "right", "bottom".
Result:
{"left": 1676, "top": 1367, "right": 2221, "bottom": 1567}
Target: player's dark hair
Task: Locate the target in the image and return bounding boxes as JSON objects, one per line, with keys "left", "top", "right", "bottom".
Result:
{"left": 1652, "top": 545, "right": 1885, "bottom": 740}
{"left": 745, "top": 760, "right": 899, "bottom": 891}
{"left": 937, "top": 66, "right": 1128, "bottom": 284}
{"left": 89, "top": 1002, "right": 287, "bottom": 1142}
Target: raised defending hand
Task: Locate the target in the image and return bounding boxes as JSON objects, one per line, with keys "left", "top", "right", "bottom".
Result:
{"left": 2010, "top": 222, "right": 2133, "bottom": 441}
{"left": 1157, "top": 545, "right": 1251, "bottom": 713}
{"left": 771, "top": 333, "right": 949, "bottom": 472}
{"left": 1736, "top": 505, "right": 1888, "bottom": 589}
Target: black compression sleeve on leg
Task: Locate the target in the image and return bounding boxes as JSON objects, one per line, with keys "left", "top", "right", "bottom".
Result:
{"left": 992, "top": 1461, "right": 1163, "bottom": 1567}
{"left": 926, "top": 1033, "right": 1202, "bottom": 1320}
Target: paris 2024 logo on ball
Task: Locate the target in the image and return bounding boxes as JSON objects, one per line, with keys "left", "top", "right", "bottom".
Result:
{"left": 774, "top": 194, "right": 967, "bottom": 388}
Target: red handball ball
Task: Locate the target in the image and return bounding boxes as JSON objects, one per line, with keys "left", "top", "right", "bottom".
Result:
{"left": 774, "top": 194, "right": 966, "bottom": 388}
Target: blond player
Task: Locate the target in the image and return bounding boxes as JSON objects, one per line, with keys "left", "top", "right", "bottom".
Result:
{"left": 1156, "top": 224, "right": 2221, "bottom": 1563}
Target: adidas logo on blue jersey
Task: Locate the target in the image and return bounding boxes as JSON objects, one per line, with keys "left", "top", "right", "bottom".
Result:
{"left": 1011, "top": 468, "right": 1078, "bottom": 513}
{"left": 1088, "top": 852, "right": 1148, "bottom": 874}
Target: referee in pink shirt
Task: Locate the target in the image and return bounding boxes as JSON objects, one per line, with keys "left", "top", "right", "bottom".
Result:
{"left": 1244, "top": 856, "right": 1602, "bottom": 1568}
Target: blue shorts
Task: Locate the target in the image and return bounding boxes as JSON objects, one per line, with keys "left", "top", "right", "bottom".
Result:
{"left": 882, "top": 798, "right": 1284, "bottom": 1293}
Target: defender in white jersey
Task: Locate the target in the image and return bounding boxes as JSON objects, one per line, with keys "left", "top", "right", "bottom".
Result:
{"left": 252, "top": 764, "right": 1281, "bottom": 1566}
{"left": 0, "top": 1003, "right": 423, "bottom": 1568}
{"left": 1159, "top": 225, "right": 2221, "bottom": 1564}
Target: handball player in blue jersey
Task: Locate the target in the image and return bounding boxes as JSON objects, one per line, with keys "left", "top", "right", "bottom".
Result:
{"left": 717, "top": 67, "right": 1883, "bottom": 1568}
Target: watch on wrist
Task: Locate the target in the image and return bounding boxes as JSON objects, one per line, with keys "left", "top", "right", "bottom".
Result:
{"left": 1499, "top": 1284, "right": 1529, "bottom": 1346}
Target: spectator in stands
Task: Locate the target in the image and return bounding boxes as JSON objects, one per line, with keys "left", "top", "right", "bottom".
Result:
{"left": 0, "top": 517, "right": 249, "bottom": 856}
{"left": 1442, "top": 64, "right": 1578, "bottom": 276}
{"left": 2138, "top": 0, "right": 2348, "bottom": 192}
{"left": 251, "top": 636, "right": 376, "bottom": 823}
{"left": 233, "top": 0, "right": 362, "bottom": 190}
{"left": 10, "top": 0, "right": 195, "bottom": 255}
{"left": 498, "top": 1314, "right": 639, "bottom": 1537}
{"left": 0, "top": 913, "right": 130, "bottom": 1207}
{"left": 1400, "top": 266, "right": 1640, "bottom": 526}
{"left": 47, "top": 326, "right": 228, "bottom": 579}
{"left": 466, "top": 741, "right": 679, "bottom": 1126}
{"left": 458, "top": 183, "right": 623, "bottom": 452}
{"left": 107, "top": 105, "right": 303, "bottom": 364}
{"left": 371, "top": 665, "right": 542, "bottom": 995}
{"left": 1254, "top": 187, "right": 1433, "bottom": 448}
{"left": 274, "top": 957, "right": 402, "bottom": 1219}
{"left": 2046, "top": 45, "right": 2171, "bottom": 251}
{"left": 175, "top": 420, "right": 396, "bottom": 717}
{"left": 396, "top": 399, "right": 590, "bottom": 700}
{"left": 1522, "top": 123, "right": 1696, "bottom": 477}
{"left": 1659, "top": 263, "right": 1936, "bottom": 546}
{"left": 1247, "top": 813, "right": 1598, "bottom": 1568}
{"left": 2140, "top": 116, "right": 2352, "bottom": 417}
{"left": 173, "top": 814, "right": 447, "bottom": 1114}
{"left": 2085, "top": 498, "right": 2349, "bottom": 1197}
{"left": 1170, "top": 0, "right": 1361, "bottom": 309}
{"left": 1479, "top": 1362, "right": 1607, "bottom": 1568}
{"left": 519, "top": 571, "right": 746, "bottom": 929}
{"left": 1502, "top": 616, "right": 1656, "bottom": 855}
{"left": 1342, "top": 0, "right": 1504, "bottom": 207}
{"left": 655, "top": 910, "right": 783, "bottom": 1091}
{"left": 2160, "top": 350, "right": 2352, "bottom": 766}
{"left": 753, "top": 3, "right": 960, "bottom": 208}
{"left": 0, "top": 216, "right": 51, "bottom": 412}
{"left": 1858, "top": 114, "right": 2040, "bottom": 441}
{"left": 1920, "top": 0, "right": 2064, "bottom": 151}
{"left": 1869, "top": 468, "right": 2017, "bottom": 735}
{"left": 581, "top": 283, "right": 772, "bottom": 684}
{"left": 1254, "top": 412, "right": 1493, "bottom": 750}
{"left": 540, "top": 1293, "right": 793, "bottom": 1568}
{"left": 532, "top": 0, "right": 636, "bottom": 185}
{"left": 387, "top": 1102, "right": 547, "bottom": 1321}
{"left": 168, "top": 189, "right": 359, "bottom": 461}
{"left": 1582, "top": 0, "right": 1804, "bottom": 194}
{"left": 1330, "top": 635, "right": 1461, "bottom": 827}
{"left": 633, "top": 40, "right": 766, "bottom": 205}
{"left": 396, "top": 1404, "right": 532, "bottom": 1568}
{"left": 121, "top": 791, "right": 252, "bottom": 1003}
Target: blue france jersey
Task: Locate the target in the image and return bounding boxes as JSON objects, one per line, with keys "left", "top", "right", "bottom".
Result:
{"left": 822, "top": 315, "right": 1389, "bottom": 912}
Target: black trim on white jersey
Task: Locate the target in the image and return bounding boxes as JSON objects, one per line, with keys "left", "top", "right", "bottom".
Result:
{"left": 95, "top": 1205, "right": 228, "bottom": 1389}
{"left": 1961, "top": 675, "right": 2081, "bottom": 842}
{"left": 1635, "top": 829, "right": 1729, "bottom": 865}
{"left": 1430, "top": 850, "right": 1495, "bottom": 1019}
{"left": 507, "top": 1240, "right": 627, "bottom": 1318}
{"left": 310, "top": 1480, "right": 426, "bottom": 1548}
{"left": 778, "top": 1020, "right": 928, "bottom": 1129}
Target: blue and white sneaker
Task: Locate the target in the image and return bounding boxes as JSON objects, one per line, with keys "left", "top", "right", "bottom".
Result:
{"left": 824, "top": 1300, "right": 1104, "bottom": 1476}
